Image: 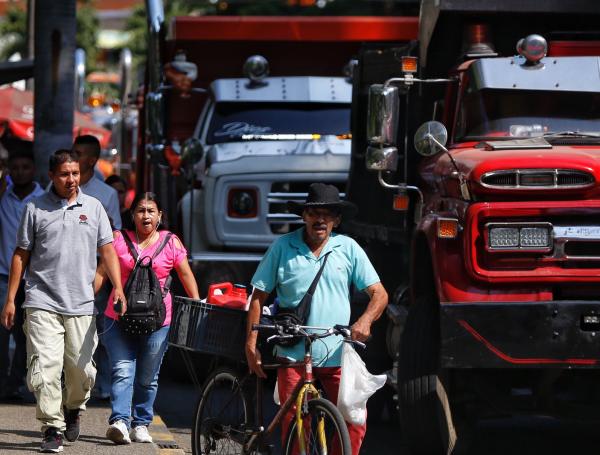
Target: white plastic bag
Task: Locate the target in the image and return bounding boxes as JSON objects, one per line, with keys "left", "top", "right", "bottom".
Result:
{"left": 337, "top": 342, "right": 387, "bottom": 425}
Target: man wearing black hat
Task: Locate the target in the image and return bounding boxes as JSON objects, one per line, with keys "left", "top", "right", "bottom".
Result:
{"left": 245, "top": 182, "right": 388, "bottom": 455}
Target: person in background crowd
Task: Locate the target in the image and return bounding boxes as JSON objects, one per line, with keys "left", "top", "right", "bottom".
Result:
{"left": 72, "top": 135, "right": 122, "bottom": 401}
{"left": 72, "top": 135, "right": 121, "bottom": 230}
{"left": 245, "top": 183, "right": 388, "bottom": 455}
{"left": 105, "top": 174, "right": 133, "bottom": 230}
{"left": 95, "top": 192, "right": 199, "bottom": 445}
{"left": 0, "top": 149, "right": 126, "bottom": 453}
{"left": 0, "top": 142, "right": 45, "bottom": 400}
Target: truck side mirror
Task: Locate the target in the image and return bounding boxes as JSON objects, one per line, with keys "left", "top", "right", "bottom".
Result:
{"left": 367, "top": 84, "right": 399, "bottom": 146}
{"left": 146, "top": 91, "right": 165, "bottom": 144}
{"left": 366, "top": 145, "right": 398, "bottom": 171}
{"left": 181, "top": 137, "right": 204, "bottom": 165}
{"left": 414, "top": 121, "right": 448, "bottom": 156}
{"left": 74, "top": 48, "right": 87, "bottom": 112}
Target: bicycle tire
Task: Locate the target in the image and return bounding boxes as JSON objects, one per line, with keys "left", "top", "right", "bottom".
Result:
{"left": 283, "top": 397, "right": 352, "bottom": 455}
{"left": 192, "top": 367, "right": 252, "bottom": 455}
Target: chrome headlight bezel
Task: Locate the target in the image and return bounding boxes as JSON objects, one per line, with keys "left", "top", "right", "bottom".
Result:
{"left": 485, "top": 222, "right": 553, "bottom": 252}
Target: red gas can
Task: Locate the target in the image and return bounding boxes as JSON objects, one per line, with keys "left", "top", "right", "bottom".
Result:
{"left": 207, "top": 282, "right": 248, "bottom": 310}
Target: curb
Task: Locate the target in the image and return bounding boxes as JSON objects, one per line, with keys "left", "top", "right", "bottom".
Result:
{"left": 150, "top": 415, "right": 185, "bottom": 454}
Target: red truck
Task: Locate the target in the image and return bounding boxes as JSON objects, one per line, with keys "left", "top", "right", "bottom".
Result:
{"left": 348, "top": 1, "right": 600, "bottom": 452}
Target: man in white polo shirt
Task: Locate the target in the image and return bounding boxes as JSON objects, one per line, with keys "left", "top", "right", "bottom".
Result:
{"left": 1, "top": 149, "right": 126, "bottom": 453}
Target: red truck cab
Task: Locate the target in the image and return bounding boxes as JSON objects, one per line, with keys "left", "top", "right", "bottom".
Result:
{"left": 354, "top": 2, "right": 600, "bottom": 453}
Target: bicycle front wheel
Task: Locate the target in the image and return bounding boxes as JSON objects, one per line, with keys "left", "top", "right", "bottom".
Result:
{"left": 283, "top": 397, "right": 352, "bottom": 455}
{"left": 192, "top": 367, "right": 251, "bottom": 455}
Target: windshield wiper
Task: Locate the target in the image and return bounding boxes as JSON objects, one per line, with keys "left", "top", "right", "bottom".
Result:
{"left": 543, "top": 131, "right": 600, "bottom": 139}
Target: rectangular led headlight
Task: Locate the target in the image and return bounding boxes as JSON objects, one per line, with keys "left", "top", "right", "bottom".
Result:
{"left": 519, "top": 227, "right": 549, "bottom": 247}
{"left": 489, "top": 227, "right": 519, "bottom": 248}
{"left": 486, "top": 222, "right": 553, "bottom": 251}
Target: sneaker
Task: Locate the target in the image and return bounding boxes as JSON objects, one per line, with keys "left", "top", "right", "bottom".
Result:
{"left": 40, "top": 427, "right": 63, "bottom": 453}
{"left": 63, "top": 407, "right": 80, "bottom": 442}
{"left": 106, "top": 420, "right": 131, "bottom": 445}
{"left": 130, "top": 425, "right": 153, "bottom": 443}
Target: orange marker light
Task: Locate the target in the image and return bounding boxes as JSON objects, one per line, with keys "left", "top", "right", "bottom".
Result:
{"left": 401, "top": 56, "right": 418, "bottom": 74}
{"left": 393, "top": 193, "right": 410, "bottom": 211}
{"left": 437, "top": 218, "right": 459, "bottom": 239}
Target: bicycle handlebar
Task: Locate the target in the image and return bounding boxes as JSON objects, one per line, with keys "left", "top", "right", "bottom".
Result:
{"left": 252, "top": 322, "right": 366, "bottom": 349}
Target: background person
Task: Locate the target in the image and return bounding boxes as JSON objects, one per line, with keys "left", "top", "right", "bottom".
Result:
{"left": 0, "top": 149, "right": 126, "bottom": 453}
{"left": 72, "top": 135, "right": 121, "bottom": 230}
{"left": 245, "top": 183, "right": 388, "bottom": 455}
{"left": 104, "top": 174, "right": 133, "bottom": 230}
{"left": 72, "top": 135, "right": 122, "bottom": 400}
{"left": 0, "top": 142, "right": 44, "bottom": 400}
{"left": 96, "top": 191, "right": 199, "bottom": 445}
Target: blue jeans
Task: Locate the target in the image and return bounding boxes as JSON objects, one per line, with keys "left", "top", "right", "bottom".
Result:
{"left": 0, "top": 274, "right": 26, "bottom": 393}
{"left": 102, "top": 322, "right": 169, "bottom": 427}
{"left": 93, "top": 283, "right": 113, "bottom": 397}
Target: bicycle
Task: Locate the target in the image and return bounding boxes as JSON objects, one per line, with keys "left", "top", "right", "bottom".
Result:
{"left": 192, "top": 321, "right": 364, "bottom": 455}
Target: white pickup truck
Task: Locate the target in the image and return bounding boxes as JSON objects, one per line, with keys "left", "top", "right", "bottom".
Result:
{"left": 179, "top": 67, "right": 352, "bottom": 282}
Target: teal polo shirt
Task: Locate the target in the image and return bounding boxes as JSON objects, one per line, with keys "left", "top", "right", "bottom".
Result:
{"left": 251, "top": 227, "right": 380, "bottom": 367}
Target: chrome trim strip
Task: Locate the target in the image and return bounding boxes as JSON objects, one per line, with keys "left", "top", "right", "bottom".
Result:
{"left": 267, "top": 192, "right": 346, "bottom": 202}
{"left": 267, "top": 214, "right": 302, "bottom": 222}
{"left": 190, "top": 252, "right": 263, "bottom": 262}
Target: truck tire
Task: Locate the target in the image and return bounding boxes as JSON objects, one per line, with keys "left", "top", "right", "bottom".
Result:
{"left": 397, "top": 292, "right": 458, "bottom": 455}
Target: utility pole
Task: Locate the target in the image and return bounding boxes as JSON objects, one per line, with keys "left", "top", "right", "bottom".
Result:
{"left": 33, "top": 0, "right": 76, "bottom": 184}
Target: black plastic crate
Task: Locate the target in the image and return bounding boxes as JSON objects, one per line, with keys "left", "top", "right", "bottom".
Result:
{"left": 169, "top": 296, "right": 247, "bottom": 361}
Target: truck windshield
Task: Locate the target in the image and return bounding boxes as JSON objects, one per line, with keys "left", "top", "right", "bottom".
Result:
{"left": 456, "top": 89, "right": 600, "bottom": 141}
{"left": 206, "top": 102, "right": 350, "bottom": 144}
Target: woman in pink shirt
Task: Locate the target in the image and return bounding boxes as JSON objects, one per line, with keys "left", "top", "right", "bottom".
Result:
{"left": 96, "top": 192, "right": 199, "bottom": 445}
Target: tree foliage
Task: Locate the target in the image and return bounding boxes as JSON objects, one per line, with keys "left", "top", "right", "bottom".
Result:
{"left": 0, "top": 2, "right": 99, "bottom": 69}
{"left": 76, "top": 1, "right": 100, "bottom": 71}
{"left": 0, "top": 6, "right": 27, "bottom": 61}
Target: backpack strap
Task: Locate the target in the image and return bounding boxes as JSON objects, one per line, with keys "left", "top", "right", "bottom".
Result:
{"left": 120, "top": 229, "right": 139, "bottom": 262}
{"left": 120, "top": 230, "right": 173, "bottom": 262}
{"left": 151, "top": 232, "right": 173, "bottom": 260}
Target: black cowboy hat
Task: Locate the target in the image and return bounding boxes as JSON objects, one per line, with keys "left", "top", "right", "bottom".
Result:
{"left": 287, "top": 183, "right": 358, "bottom": 219}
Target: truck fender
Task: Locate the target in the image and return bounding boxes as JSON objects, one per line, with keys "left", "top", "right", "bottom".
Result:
{"left": 410, "top": 213, "right": 443, "bottom": 303}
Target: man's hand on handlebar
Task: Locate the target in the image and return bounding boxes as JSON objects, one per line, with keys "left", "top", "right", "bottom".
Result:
{"left": 350, "top": 317, "right": 372, "bottom": 343}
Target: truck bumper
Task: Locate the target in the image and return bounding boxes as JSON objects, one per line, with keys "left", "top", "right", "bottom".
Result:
{"left": 441, "top": 301, "right": 600, "bottom": 369}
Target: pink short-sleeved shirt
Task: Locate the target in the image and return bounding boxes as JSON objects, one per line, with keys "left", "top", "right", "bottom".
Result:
{"left": 104, "top": 230, "right": 188, "bottom": 326}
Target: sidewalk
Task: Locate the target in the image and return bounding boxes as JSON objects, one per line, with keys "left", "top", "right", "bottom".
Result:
{"left": 0, "top": 398, "right": 177, "bottom": 454}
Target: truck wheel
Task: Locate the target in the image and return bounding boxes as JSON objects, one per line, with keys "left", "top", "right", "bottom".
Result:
{"left": 397, "top": 292, "right": 458, "bottom": 455}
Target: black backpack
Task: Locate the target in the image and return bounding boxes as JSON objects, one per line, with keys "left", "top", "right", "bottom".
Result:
{"left": 120, "top": 230, "right": 173, "bottom": 335}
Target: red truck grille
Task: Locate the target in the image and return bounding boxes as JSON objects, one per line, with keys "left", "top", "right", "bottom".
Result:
{"left": 466, "top": 200, "right": 600, "bottom": 283}
{"left": 480, "top": 169, "right": 593, "bottom": 189}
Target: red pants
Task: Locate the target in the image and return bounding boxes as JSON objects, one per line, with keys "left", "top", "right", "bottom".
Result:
{"left": 277, "top": 366, "right": 366, "bottom": 455}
